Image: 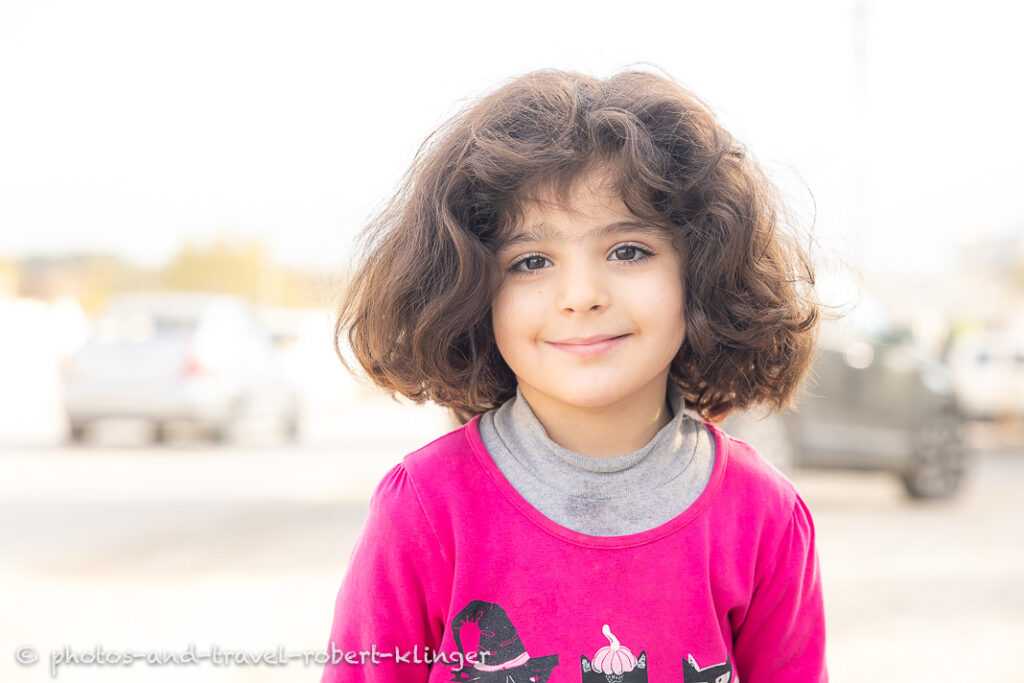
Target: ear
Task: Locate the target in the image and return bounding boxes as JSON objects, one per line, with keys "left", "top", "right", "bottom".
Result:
{"left": 688, "top": 654, "right": 699, "bottom": 669}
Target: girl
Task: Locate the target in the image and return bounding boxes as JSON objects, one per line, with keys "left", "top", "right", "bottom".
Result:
{"left": 322, "top": 69, "right": 826, "bottom": 682}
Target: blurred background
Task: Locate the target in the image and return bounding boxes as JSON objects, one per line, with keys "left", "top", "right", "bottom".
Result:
{"left": 1, "top": 0, "right": 1022, "bottom": 681}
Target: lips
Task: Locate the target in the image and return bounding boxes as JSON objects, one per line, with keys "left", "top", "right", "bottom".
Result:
{"left": 552, "top": 334, "right": 628, "bottom": 345}
{"left": 547, "top": 334, "right": 630, "bottom": 358}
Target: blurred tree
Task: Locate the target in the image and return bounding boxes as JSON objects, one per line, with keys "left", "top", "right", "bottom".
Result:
{"left": 159, "top": 236, "right": 328, "bottom": 308}
{"left": 10, "top": 237, "right": 335, "bottom": 313}
{"left": 16, "top": 253, "right": 159, "bottom": 315}
{"left": 0, "top": 257, "right": 18, "bottom": 297}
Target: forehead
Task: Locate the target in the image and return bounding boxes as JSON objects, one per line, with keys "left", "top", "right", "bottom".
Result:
{"left": 497, "top": 168, "right": 675, "bottom": 250}
{"left": 498, "top": 218, "right": 675, "bottom": 253}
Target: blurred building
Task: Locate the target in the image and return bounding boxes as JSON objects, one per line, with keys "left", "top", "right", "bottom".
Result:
{"left": 867, "top": 230, "right": 1024, "bottom": 349}
{"left": 0, "top": 259, "right": 18, "bottom": 298}
{"left": 862, "top": 231, "right": 1024, "bottom": 421}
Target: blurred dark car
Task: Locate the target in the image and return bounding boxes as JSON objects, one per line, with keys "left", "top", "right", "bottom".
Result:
{"left": 62, "top": 291, "right": 300, "bottom": 444}
{"left": 722, "top": 324, "right": 970, "bottom": 500}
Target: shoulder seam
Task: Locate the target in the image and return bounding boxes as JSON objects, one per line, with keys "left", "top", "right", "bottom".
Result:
{"left": 398, "top": 461, "right": 453, "bottom": 568}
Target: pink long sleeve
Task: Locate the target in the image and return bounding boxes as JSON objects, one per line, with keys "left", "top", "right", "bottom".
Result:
{"left": 320, "top": 464, "right": 451, "bottom": 683}
{"left": 732, "top": 494, "right": 827, "bottom": 681}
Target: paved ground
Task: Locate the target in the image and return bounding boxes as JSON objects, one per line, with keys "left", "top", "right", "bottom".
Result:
{"left": 1, "top": 407, "right": 1022, "bottom": 682}
{"left": 794, "top": 445, "right": 1024, "bottom": 680}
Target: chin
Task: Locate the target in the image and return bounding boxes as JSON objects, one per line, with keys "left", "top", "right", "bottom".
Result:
{"left": 549, "top": 386, "right": 636, "bottom": 411}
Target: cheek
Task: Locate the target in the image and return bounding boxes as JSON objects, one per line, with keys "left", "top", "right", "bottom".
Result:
{"left": 490, "top": 288, "right": 527, "bottom": 352}
{"left": 491, "top": 286, "right": 549, "bottom": 373}
{"left": 669, "top": 284, "right": 687, "bottom": 340}
{"left": 635, "top": 272, "right": 685, "bottom": 313}
{"left": 639, "top": 274, "right": 686, "bottom": 342}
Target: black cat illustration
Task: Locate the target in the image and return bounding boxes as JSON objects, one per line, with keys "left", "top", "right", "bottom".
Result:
{"left": 449, "top": 600, "right": 559, "bottom": 683}
{"left": 580, "top": 624, "right": 648, "bottom": 683}
{"left": 681, "top": 654, "right": 732, "bottom": 683}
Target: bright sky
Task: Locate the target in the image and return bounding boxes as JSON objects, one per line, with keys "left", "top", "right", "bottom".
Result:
{"left": 1, "top": 0, "right": 1021, "bottom": 279}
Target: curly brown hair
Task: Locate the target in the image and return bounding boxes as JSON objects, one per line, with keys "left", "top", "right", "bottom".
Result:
{"left": 333, "top": 68, "right": 820, "bottom": 424}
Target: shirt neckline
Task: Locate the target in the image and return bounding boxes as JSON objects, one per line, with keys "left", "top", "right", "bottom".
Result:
{"left": 464, "top": 413, "right": 729, "bottom": 549}
{"left": 485, "top": 382, "right": 704, "bottom": 501}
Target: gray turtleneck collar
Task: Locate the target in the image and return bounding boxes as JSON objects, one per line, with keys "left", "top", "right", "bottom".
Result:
{"left": 477, "top": 382, "right": 715, "bottom": 536}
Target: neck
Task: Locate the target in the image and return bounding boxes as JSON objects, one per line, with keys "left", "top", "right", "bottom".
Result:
{"left": 517, "top": 377, "right": 674, "bottom": 458}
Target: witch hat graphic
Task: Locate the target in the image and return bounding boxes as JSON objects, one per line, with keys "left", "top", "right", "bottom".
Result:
{"left": 450, "top": 600, "right": 559, "bottom": 682}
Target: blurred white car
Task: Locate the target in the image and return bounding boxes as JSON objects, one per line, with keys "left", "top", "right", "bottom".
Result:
{"left": 946, "top": 328, "right": 1024, "bottom": 420}
{"left": 62, "top": 291, "right": 300, "bottom": 443}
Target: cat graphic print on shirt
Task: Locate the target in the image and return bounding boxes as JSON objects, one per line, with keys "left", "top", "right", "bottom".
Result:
{"left": 682, "top": 654, "right": 733, "bottom": 683}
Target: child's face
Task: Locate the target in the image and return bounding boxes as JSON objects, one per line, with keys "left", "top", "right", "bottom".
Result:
{"left": 491, "top": 169, "right": 686, "bottom": 416}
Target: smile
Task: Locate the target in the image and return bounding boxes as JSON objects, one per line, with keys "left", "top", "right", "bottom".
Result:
{"left": 547, "top": 334, "right": 630, "bottom": 358}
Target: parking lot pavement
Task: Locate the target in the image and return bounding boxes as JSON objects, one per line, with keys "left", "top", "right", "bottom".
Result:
{"left": 1, "top": 416, "right": 1022, "bottom": 682}
{"left": 791, "top": 446, "right": 1024, "bottom": 681}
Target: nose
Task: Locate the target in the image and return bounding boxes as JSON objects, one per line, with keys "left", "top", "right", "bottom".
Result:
{"left": 555, "top": 257, "right": 610, "bottom": 313}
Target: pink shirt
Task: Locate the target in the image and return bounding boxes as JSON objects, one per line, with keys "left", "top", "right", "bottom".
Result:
{"left": 321, "top": 416, "right": 827, "bottom": 682}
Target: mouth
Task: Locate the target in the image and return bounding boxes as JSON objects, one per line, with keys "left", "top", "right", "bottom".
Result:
{"left": 546, "top": 334, "right": 630, "bottom": 357}
{"left": 551, "top": 334, "right": 630, "bottom": 345}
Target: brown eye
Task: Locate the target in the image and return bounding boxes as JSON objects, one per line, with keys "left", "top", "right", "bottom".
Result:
{"left": 609, "top": 244, "right": 652, "bottom": 262}
{"left": 606, "top": 242, "right": 655, "bottom": 264}
{"left": 613, "top": 246, "right": 638, "bottom": 261}
{"left": 509, "top": 254, "right": 551, "bottom": 273}
{"left": 524, "top": 256, "right": 546, "bottom": 270}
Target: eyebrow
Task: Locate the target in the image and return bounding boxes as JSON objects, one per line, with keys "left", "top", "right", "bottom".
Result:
{"left": 497, "top": 221, "right": 673, "bottom": 252}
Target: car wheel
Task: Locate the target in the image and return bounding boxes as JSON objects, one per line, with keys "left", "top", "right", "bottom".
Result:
{"left": 282, "top": 413, "right": 300, "bottom": 442}
{"left": 69, "top": 421, "right": 89, "bottom": 443}
{"left": 281, "top": 396, "right": 301, "bottom": 442}
{"left": 901, "top": 410, "right": 968, "bottom": 500}
{"left": 153, "top": 421, "right": 168, "bottom": 444}
{"left": 210, "top": 396, "right": 246, "bottom": 444}
{"left": 209, "top": 412, "right": 237, "bottom": 444}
